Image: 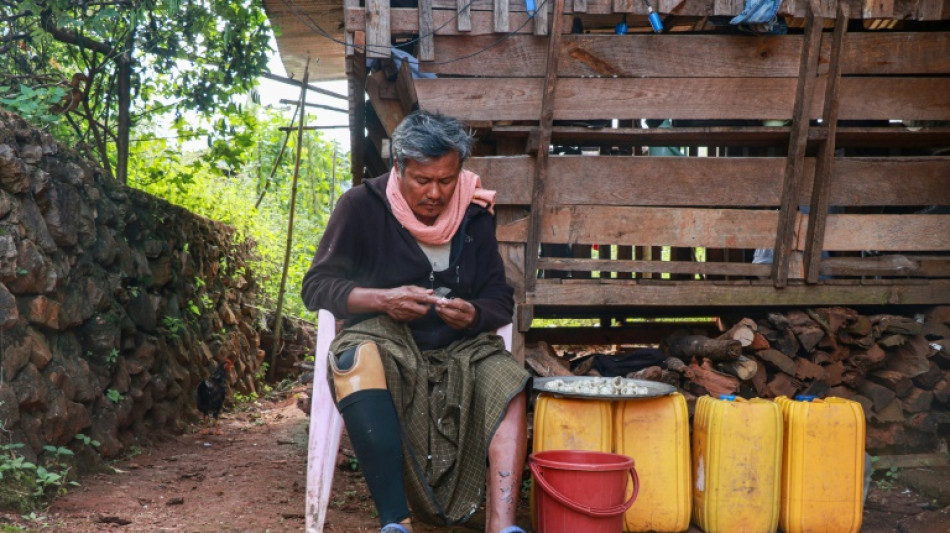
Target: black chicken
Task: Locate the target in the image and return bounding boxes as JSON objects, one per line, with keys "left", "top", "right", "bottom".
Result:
{"left": 197, "top": 359, "right": 233, "bottom": 434}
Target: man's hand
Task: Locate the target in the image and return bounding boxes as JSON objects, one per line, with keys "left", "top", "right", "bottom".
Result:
{"left": 381, "top": 285, "right": 440, "bottom": 322}
{"left": 435, "top": 298, "right": 478, "bottom": 330}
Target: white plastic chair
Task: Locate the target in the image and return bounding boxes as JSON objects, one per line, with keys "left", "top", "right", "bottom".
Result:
{"left": 305, "top": 310, "right": 513, "bottom": 532}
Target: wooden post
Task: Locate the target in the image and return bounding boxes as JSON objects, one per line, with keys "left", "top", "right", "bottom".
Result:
{"left": 524, "top": 0, "right": 566, "bottom": 296}
{"left": 772, "top": 0, "right": 823, "bottom": 287}
{"left": 804, "top": 4, "right": 848, "bottom": 283}
{"left": 395, "top": 60, "right": 419, "bottom": 114}
{"left": 348, "top": 49, "right": 367, "bottom": 185}
{"left": 534, "top": 0, "right": 551, "bottom": 36}
{"left": 270, "top": 61, "right": 310, "bottom": 380}
{"left": 494, "top": 0, "right": 510, "bottom": 32}
{"left": 458, "top": 0, "right": 472, "bottom": 31}
{"left": 419, "top": 0, "right": 435, "bottom": 61}
{"left": 366, "top": 0, "right": 390, "bottom": 59}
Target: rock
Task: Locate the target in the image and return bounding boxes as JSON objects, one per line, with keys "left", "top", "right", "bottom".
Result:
{"left": 81, "top": 312, "right": 121, "bottom": 356}
{"left": 13, "top": 363, "right": 48, "bottom": 410}
{"left": 28, "top": 328, "right": 53, "bottom": 370}
{"left": 0, "top": 144, "right": 29, "bottom": 193}
{"left": 15, "top": 200, "right": 57, "bottom": 252}
{"left": 148, "top": 255, "right": 173, "bottom": 288}
{"left": 1, "top": 327, "right": 32, "bottom": 381}
{"left": 127, "top": 290, "right": 157, "bottom": 332}
{"left": 0, "top": 382, "right": 20, "bottom": 427}
{"left": 37, "top": 180, "right": 80, "bottom": 247}
{"left": 0, "top": 189, "right": 14, "bottom": 219}
{"left": 20, "top": 144, "right": 42, "bottom": 164}
{"left": 0, "top": 281, "right": 18, "bottom": 329}
{"left": 18, "top": 295, "right": 62, "bottom": 330}
{"left": 89, "top": 409, "right": 121, "bottom": 457}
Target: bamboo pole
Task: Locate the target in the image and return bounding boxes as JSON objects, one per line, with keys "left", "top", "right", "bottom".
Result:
{"left": 255, "top": 104, "right": 299, "bottom": 209}
{"left": 269, "top": 60, "right": 310, "bottom": 380}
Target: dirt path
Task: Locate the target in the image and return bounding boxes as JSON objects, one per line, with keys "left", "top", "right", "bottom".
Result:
{"left": 0, "top": 385, "right": 947, "bottom": 532}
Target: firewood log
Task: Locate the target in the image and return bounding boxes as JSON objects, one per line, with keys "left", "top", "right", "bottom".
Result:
{"left": 751, "top": 363, "right": 768, "bottom": 397}
{"left": 852, "top": 344, "right": 886, "bottom": 371}
{"left": 857, "top": 380, "right": 897, "bottom": 411}
{"left": 868, "top": 370, "right": 914, "bottom": 398}
{"left": 878, "top": 334, "right": 907, "bottom": 348}
{"left": 668, "top": 335, "right": 741, "bottom": 363}
{"left": 815, "top": 307, "right": 859, "bottom": 333}
{"left": 658, "top": 369, "right": 680, "bottom": 388}
{"left": 932, "top": 379, "right": 950, "bottom": 404}
{"left": 914, "top": 362, "right": 945, "bottom": 390}
{"left": 664, "top": 356, "right": 695, "bottom": 379}
{"left": 845, "top": 315, "right": 872, "bottom": 337}
{"left": 871, "top": 399, "right": 905, "bottom": 423}
{"left": 872, "top": 315, "right": 923, "bottom": 336}
{"left": 810, "top": 350, "right": 831, "bottom": 365}
{"left": 906, "top": 411, "right": 950, "bottom": 433}
{"left": 794, "top": 358, "right": 827, "bottom": 381}
{"left": 718, "top": 318, "right": 757, "bottom": 347}
{"left": 828, "top": 385, "right": 855, "bottom": 400}
{"left": 717, "top": 355, "right": 758, "bottom": 381}
{"left": 851, "top": 394, "right": 874, "bottom": 421}
{"left": 841, "top": 369, "right": 865, "bottom": 389}
{"left": 749, "top": 332, "right": 770, "bottom": 351}
{"left": 824, "top": 361, "right": 845, "bottom": 386}
{"left": 626, "top": 365, "right": 663, "bottom": 382}
{"left": 800, "top": 380, "right": 830, "bottom": 398}
{"left": 765, "top": 373, "right": 801, "bottom": 398}
{"left": 866, "top": 423, "right": 905, "bottom": 451}
{"left": 885, "top": 335, "right": 932, "bottom": 378}
{"left": 756, "top": 348, "right": 796, "bottom": 376}
{"left": 688, "top": 359, "right": 739, "bottom": 398}
{"left": 525, "top": 342, "right": 573, "bottom": 377}
{"left": 901, "top": 388, "right": 934, "bottom": 414}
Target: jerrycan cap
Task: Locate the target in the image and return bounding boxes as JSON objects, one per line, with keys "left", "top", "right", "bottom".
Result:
{"left": 795, "top": 395, "right": 817, "bottom": 402}
{"left": 719, "top": 394, "right": 737, "bottom": 401}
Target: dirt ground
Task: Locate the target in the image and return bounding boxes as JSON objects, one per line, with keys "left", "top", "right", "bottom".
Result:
{"left": 0, "top": 384, "right": 948, "bottom": 532}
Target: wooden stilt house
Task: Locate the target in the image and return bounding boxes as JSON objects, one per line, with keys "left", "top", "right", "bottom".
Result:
{"left": 264, "top": 0, "right": 950, "bottom": 359}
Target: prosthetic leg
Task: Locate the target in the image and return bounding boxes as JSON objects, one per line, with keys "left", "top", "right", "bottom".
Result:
{"left": 331, "top": 341, "right": 411, "bottom": 529}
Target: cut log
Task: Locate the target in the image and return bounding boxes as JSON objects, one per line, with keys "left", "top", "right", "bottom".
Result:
{"left": 845, "top": 315, "right": 873, "bottom": 337}
{"left": 794, "top": 358, "right": 827, "bottom": 381}
{"left": 815, "top": 307, "right": 859, "bottom": 333}
{"left": 878, "top": 334, "right": 907, "bottom": 348}
{"left": 658, "top": 369, "right": 680, "bottom": 388}
{"left": 756, "top": 348, "right": 797, "bottom": 376}
{"left": 824, "top": 361, "right": 846, "bottom": 386}
{"left": 865, "top": 423, "right": 905, "bottom": 451}
{"left": 857, "top": 380, "right": 898, "bottom": 411}
{"left": 932, "top": 379, "right": 950, "bottom": 404}
{"left": 810, "top": 350, "right": 831, "bottom": 365}
{"left": 841, "top": 369, "right": 865, "bottom": 389}
{"left": 751, "top": 362, "right": 768, "bottom": 397}
{"left": 688, "top": 359, "right": 739, "bottom": 398}
{"left": 750, "top": 332, "right": 770, "bottom": 351}
{"left": 852, "top": 344, "right": 887, "bottom": 370}
{"left": 828, "top": 385, "right": 855, "bottom": 400}
{"left": 871, "top": 453, "right": 949, "bottom": 471}
{"left": 800, "top": 380, "right": 830, "bottom": 398}
{"left": 571, "top": 355, "right": 595, "bottom": 376}
{"left": 668, "top": 335, "right": 741, "bottom": 363}
{"left": 885, "top": 335, "right": 933, "bottom": 378}
{"left": 871, "top": 399, "right": 905, "bottom": 423}
{"left": 872, "top": 314, "right": 924, "bottom": 336}
{"left": 524, "top": 341, "right": 573, "bottom": 377}
{"left": 627, "top": 365, "right": 663, "bottom": 382}
{"left": 901, "top": 388, "right": 934, "bottom": 414}
{"left": 664, "top": 356, "right": 695, "bottom": 379}
{"left": 851, "top": 394, "right": 874, "bottom": 421}
{"left": 868, "top": 369, "right": 914, "bottom": 398}
{"left": 765, "top": 373, "right": 802, "bottom": 398}
{"left": 718, "top": 318, "right": 757, "bottom": 347}
{"left": 717, "top": 355, "right": 758, "bottom": 381}
{"left": 786, "top": 311, "right": 825, "bottom": 352}
{"left": 906, "top": 411, "right": 950, "bottom": 433}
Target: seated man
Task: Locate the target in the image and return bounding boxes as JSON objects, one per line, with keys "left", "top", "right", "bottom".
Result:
{"left": 301, "top": 110, "right": 530, "bottom": 533}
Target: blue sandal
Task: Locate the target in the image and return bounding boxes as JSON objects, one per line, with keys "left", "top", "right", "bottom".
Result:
{"left": 499, "top": 527, "right": 527, "bottom": 533}
{"left": 380, "top": 524, "right": 409, "bottom": 533}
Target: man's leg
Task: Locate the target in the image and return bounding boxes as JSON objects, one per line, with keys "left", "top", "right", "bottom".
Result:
{"left": 485, "top": 390, "right": 527, "bottom": 533}
{"left": 333, "top": 342, "right": 413, "bottom": 532}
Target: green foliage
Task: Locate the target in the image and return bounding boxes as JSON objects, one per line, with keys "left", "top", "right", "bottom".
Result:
{"left": 161, "top": 315, "right": 186, "bottom": 339}
{"left": 0, "top": 0, "right": 272, "bottom": 177}
{"left": 105, "top": 389, "right": 123, "bottom": 404}
{"left": 129, "top": 106, "right": 347, "bottom": 319}
{"left": 0, "top": 434, "right": 98, "bottom": 512}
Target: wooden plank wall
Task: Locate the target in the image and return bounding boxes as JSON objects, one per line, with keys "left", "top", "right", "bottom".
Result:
{"left": 346, "top": 2, "right": 950, "bottom": 313}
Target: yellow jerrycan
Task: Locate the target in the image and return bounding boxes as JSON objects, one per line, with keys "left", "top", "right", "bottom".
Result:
{"left": 776, "top": 395, "right": 865, "bottom": 533}
{"left": 613, "top": 392, "right": 691, "bottom": 532}
{"left": 692, "top": 395, "right": 782, "bottom": 533}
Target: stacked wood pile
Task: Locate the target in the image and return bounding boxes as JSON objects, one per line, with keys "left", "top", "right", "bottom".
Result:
{"left": 527, "top": 306, "right": 950, "bottom": 453}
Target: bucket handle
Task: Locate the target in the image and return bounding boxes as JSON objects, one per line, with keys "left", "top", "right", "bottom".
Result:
{"left": 530, "top": 462, "right": 639, "bottom": 518}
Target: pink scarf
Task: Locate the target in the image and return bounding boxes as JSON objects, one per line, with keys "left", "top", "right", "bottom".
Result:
{"left": 386, "top": 166, "right": 496, "bottom": 246}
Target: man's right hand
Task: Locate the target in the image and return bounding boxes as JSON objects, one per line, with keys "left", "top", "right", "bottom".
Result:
{"left": 380, "top": 286, "right": 440, "bottom": 322}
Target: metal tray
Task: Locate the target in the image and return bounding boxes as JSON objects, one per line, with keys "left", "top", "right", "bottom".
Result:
{"left": 533, "top": 376, "right": 676, "bottom": 400}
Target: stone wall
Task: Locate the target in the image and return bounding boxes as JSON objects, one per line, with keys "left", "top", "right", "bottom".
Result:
{"left": 0, "top": 110, "right": 268, "bottom": 462}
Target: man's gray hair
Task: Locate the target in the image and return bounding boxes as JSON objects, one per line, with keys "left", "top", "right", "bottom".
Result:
{"left": 391, "top": 110, "right": 474, "bottom": 172}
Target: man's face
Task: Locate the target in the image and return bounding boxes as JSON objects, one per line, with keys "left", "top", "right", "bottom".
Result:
{"left": 397, "top": 152, "right": 461, "bottom": 226}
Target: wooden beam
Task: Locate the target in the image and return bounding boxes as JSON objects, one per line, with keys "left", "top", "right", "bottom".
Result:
{"left": 526, "top": 279, "right": 950, "bottom": 307}
{"left": 365, "top": 71, "right": 405, "bottom": 136}
{"left": 534, "top": 0, "right": 551, "bottom": 35}
{"left": 524, "top": 0, "right": 567, "bottom": 294}
{"left": 773, "top": 0, "right": 823, "bottom": 288}
{"left": 525, "top": 323, "right": 720, "bottom": 345}
{"left": 415, "top": 77, "right": 950, "bottom": 121}
{"left": 395, "top": 60, "right": 419, "bottom": 114}
{"left": 538, "top": 258, "right": 772, "bottom": 277}
{"left": 457, "top": 0, "right": 472, "bottom": 31}
{"left": 347, "top": 51, "right": 367, "bottom": 185}
{"left": 365, "top": 0, "right": 391, "bottom": 59}
{"left": 494, "top": 0, "right": 510, "bottom": 31}
{"left": 805, "top": 3, "right": 847, "bottom": 284}
{"left": 820, "top": 256, "right": 950, "bottom": 278}
{"left": 811, "top": 214, "right": 950, "bottom": 252}
{"left": 419, "top": 0, "right": 435, "bottom": 61}
{"left": 466, "top": 156, "right": 950, "bottom": 208}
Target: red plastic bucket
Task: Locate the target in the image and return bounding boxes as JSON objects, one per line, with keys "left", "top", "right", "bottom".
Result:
{"left": 530, "top": 450, "right": 639, "bottom": 533}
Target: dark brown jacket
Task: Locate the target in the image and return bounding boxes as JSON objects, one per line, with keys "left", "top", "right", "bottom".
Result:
{"left": 301, "top": 173, "right": 514, "bottom": 350}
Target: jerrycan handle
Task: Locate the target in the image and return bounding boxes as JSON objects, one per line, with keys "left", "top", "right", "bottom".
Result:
{"left": 530, "top": 462, "right": 639, "bottom": 518}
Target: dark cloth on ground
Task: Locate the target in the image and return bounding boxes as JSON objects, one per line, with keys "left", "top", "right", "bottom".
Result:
{"left": 569, "top": 348, "right": 667, "bottom": 377}
{"left": 300, "top": 172, "right": 513, "bottom": 351}
{"left": 328, "top": 316, "right": 530, "bottom": 525}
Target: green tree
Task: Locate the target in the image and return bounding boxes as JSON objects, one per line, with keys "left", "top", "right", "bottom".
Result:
{"left": 0, "top": 0, "right": 272, "bottom": 183}
{"left": 129, "top": 104, "right": 347, "bottom": 318}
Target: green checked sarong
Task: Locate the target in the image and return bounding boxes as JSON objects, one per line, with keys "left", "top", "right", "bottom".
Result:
{"left": 328, "top": 315, "right": 530, "bottom": 526}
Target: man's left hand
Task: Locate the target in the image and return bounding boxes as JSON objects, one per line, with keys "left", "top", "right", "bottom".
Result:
{"left": 435, "top": 298, "right": 478, "bottom": 330}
